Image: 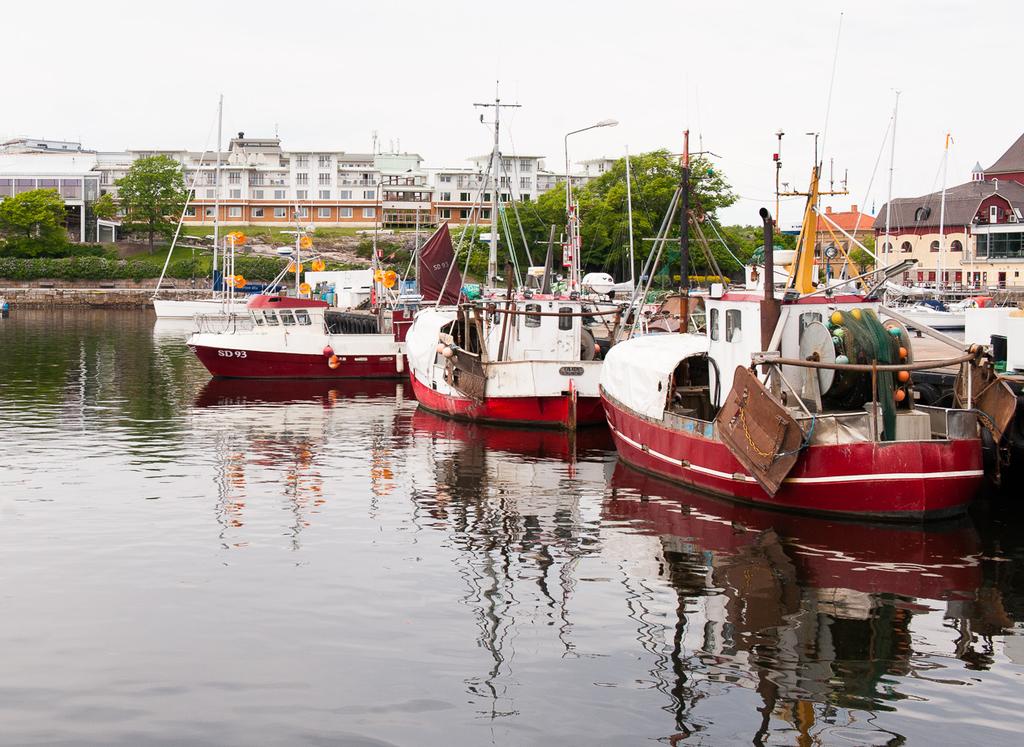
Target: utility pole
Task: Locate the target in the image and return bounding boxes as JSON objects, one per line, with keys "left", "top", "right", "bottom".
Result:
{"left": 474, "top": 88, "right": 520, "bottom": 288}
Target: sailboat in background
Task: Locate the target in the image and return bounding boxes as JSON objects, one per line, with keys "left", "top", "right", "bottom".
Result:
{"left": 153, "top": 96, "right": 256, "bottom": 320}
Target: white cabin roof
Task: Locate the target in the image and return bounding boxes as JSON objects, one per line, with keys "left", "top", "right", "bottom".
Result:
{"left": 601, "top": 333, "right": 710, "bottom": 419}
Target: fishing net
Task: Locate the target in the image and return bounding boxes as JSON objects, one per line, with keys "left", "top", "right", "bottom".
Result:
{"left": 824, "top": 308, "right": 898, "bottom": 440}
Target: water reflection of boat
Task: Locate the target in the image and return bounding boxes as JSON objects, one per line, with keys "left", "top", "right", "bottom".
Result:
{"left": 194, "top": 377, "right": 402, "bottom": 408}
{"left": 605, "top": 461, "right": 984, "bottom": 736}
{"left": 607, "top": 462, "right": 982, "bottom": 599}
{"left": 409, "top": 406, "right": 613, "bottom": 461}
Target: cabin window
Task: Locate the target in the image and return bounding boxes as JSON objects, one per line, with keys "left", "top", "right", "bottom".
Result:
{"left": 263, "top": 311, "right": 279, "bottom": 326}
{"left": 253, "top": 313, "right": 264, "bottom": 326}
{"left": 725, "top": 309, "right": 743, "bottom": 342}
{"left": 558, "top": 307, "right": 573, "bottom": 331}
{"left": 295, "top": 310, "right": 311, "bottom": 325}
{"left": 524, "top": 303, "right": 541, "bottom": 328}
{"left": 709, "top": 307, "right": 720, "bottom": 341}
{"left": 279, "top": 310, "right": 296, "bottom": 326}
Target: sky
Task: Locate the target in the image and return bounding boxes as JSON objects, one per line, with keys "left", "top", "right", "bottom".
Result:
{"left": 2, "top": 0, "right": 1017, "bottom": 228}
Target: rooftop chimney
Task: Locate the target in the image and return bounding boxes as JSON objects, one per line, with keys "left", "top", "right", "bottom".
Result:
{"left": 825, "top": 206, "right": 833, "bottom": 214}
{"left": 851, "top": 204, "right": 858, "bottom": 212}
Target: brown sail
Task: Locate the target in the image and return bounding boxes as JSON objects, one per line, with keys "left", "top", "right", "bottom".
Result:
{"left": 418, "top": 223, "right": 462, "bottom": 305}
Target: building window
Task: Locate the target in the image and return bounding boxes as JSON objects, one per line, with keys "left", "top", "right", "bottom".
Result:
{"left": 339, "top": 190, "right": 352, "bottom": 199}
{"left": 725, "top": 309, "right": 743, "bottom": 342}
{"left": 520, "top": 177, "right": 531, "bottom": 189}
{"left": 500, "top": 193, "right": 510, "bottom": 202}
{"left": 318, "top": 207, "right": 331, "bottom": 218}
{"left": 481, "top": 209, "right": 491, "bottom": 220}
{"left": 438, "top": 208, "right": 451, "bottom": 219}
{"left": 296, "top": 207, "right": 308, "bottom": 218}
{"left": 440, "top": 192, "right": 451, "bottom": 201}
{"left": 297, "top": 190, "right": 308, "bottom": 200}
{"left": 519, "top": 159, "right": 532, "bottom": 172}
{"left": 318, "top": 155, "right": 331, "bottom": 168}
{"left": 204, "top": 207, "right": 215, "bottom": 218}
{"left": 440, "top": 175, "right": 452, "bottom": 183}
{"left": 319, "top": 190, "right": 331, "bottom": 199}
{"left": 900, "top": 241, "right": 912, "bottom": 253}
{"left": 459, "top": 192, "right": 470, "bottom": 202}
{"left": 206, "top": 189, "right": 215, "bottom": 199}
{"left": 230, "top": 189, "right": 241, "bottom": 199}
{"left": 274, "top": 189, "right": 285, "bottom": 200}
{"left": 914, "top": 207, "right": 930, "bottom": 222}
{"left": 253, "top": 189, "right": 264, "bottom": 199}
{"left": 483, "top": 193, "right": 491, "bottom": 202}
{"left": 251, "top": 174, "right": 264, "bottom": 186}
{"left": 296, "top": 173, "right": 308, "bottom": 185}
{"left": 930, "top": 240, "right": 940, "bottom": 252}
{"left": 184, "top": 206, "right": 196, "bottom": 217}
{"left": 362, "top": 207, "right": 375, "bottom": 219}
{"left": 340, "top": 207, "right": 353, "bottom": 218}
{"left": 274, "top": 207, "right": 287, "bottom": 219}
{"left": 205, "top": 172, "right": 217, "bottom": 185}
{"left": 228, "top": 206, "right": 242, "bottom": 218}
{"left": 710, "top": 308, "right": 719, "bottom": 341}
{"left": 252, "top": 207, "right": 264, "bottom": 218}
{"left": 318, "top": 173, "right": 331, "bottom": 185}
{"left": 296, "top": 156, "right": 309, "bottom": 168}
{"left": 228, "top": 171, "right": 240, "bottom": 184}
{"left": 990, "top": 205, "right": 999, "bottom": 223}
{"left": 501, "top": 159, "right": 512, "bottom": 171}
{"left": 363, "top": 190, "right": 375, "bottom": 199}
{"left": 950, "top": 239, "right": 963, "bottom": 252}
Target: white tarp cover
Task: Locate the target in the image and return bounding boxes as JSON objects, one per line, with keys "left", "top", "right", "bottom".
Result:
{"left": 406, "top": 307, "right": 457, "bottom": 376}
{"left": 601, "top": 333, "right": 710, "bottom": 420}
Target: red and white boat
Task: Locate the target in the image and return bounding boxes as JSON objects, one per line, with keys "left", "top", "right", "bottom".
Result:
{"left": 600, "top": 167, "right": 1009, "bottom": 522}
{"left": 406, "top": 296, "right": 616, "bottom": 428}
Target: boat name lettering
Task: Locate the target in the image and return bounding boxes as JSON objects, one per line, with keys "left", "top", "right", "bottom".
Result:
{"left": 217, "top": 349, "right": 248, "bottom": 358}
{"left": 559, "top": 366, "right": 584, "bottom": 376}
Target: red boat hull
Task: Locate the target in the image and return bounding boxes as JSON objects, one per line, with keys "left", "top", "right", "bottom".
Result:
{"left": 191, "top": 344, "right": 403, "bottom": 380}
{"left": 601, "top": 390, "right": 983, "bottom": 521}
{"left": 410, "top": 372, "right": 605, "bottom": 429}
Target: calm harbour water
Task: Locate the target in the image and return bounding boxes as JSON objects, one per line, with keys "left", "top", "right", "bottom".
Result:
{"left": 1, "top": 309, "right": 1022, "bottom": 746}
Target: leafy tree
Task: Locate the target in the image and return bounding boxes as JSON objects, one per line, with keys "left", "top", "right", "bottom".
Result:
{"left": 847, "top": 234, "right": 875, "bottom": 274}
{"left": 116, "top": 155, "right": 188, "bottom": 253}
{"left": 93, "top": 192, "right": 119, "bottom": 221}
{"left": 0, "top": 188, "right": 69, "bottom": 256}
{"left": 499, "top": 150, "right": 738, "bottom": 283}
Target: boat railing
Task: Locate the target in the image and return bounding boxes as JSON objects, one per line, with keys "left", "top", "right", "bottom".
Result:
{"left": 194, "top": 313, "right": 255, "bottom": 334}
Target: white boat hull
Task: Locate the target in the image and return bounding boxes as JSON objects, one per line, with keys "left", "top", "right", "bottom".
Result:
{"left": 153, "top": 298, "right": 250, "bottom": 319}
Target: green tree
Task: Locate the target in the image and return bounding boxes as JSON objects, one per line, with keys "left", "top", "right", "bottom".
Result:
{"left": 116, "top": 155, "right": 188, "bottom": 253}
{"left": 93, "top": 192, "right": 118, "bottom": 221}
{"left": 500, "top": 150, "right": 738, "bottom": 282}
{"left": 0, "top": 188, "right": 69, "bottom": 256}
{"left": 847, "top": 234, "right": 875, "bottom": 274}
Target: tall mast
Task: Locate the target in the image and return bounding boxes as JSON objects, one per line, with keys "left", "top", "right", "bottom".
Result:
{"left": 937, "top": 132, "right": 951, "bottom": 293}
{"left": 679, "top": 130, "right": 690, "bottom": 294}
{"left": 214, "top": 94, "right": 223, "bottom": 259}
{"left": 883, "top": 90, "right": 899, "bottom": 264}
{"left": 625, "top": 145, "right": 635, "bottom": 288}
{"left": 473, "top": 90, "right": 520, "bottom": 288}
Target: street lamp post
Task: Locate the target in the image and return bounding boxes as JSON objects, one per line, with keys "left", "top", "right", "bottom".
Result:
{"left": 563, "top": 119, "right": 618, "bottom": 290}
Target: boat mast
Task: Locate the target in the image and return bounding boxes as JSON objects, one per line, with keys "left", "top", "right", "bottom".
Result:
{"left": 473, "top": 90, "right": 520, "bottom": 289}
{"left": 883, "top": 91, "right": 899, "bottom": 266}
{"left": 937, "top": 133, "right": 951, "bottom": 294}
{"left": 679, "top": 130, "right": 690, "bottom": 295}
{"left": 213, "top": 94, "right": 223, "bottom": 299}
{"left": 625, "top": 145, "right": 635, "bottom": 289}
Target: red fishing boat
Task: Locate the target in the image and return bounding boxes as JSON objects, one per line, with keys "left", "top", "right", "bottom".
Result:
{"left": 188, "top": 224, "right": 460, "bottom": 380}
{"left": 600, "top": 164, "right": 1013, "bottom": 522}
